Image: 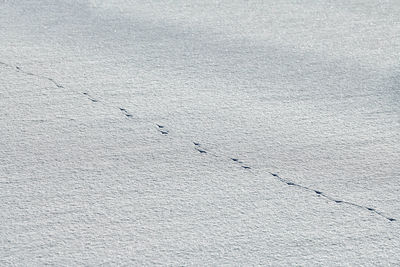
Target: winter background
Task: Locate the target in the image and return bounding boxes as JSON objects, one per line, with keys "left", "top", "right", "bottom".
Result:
{"left": 1, "top": 0, "right": 399, "bottom": 265}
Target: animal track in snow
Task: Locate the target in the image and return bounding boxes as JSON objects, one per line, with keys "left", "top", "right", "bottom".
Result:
{"left": 196, "top": 148, "right": 207, "bottom": 154}
{"left": 231, "top": 158, "right": 242, "bottom": 163}
{"left": 82, "top": 92, "right": 99, "bottom": 103}
{"left": 190, "top": 139, "right": 395, "bottom": 221}
{"left": 156, "top": 124, "right": 169, "bottom": 135}
{"left": 119, "top": 107, "right": 133, "bottom": 118}
{"left": 192, "top": 142, "right": 208, "bottom": 154}
{"left": 0, "top": 62, "right": 136, "bottom": 121}
{"left": 268, "top": 172, "right": 396, "bottom": 222}
{"left": 1, "top": 60, "right": 395, "bottom": 223}
{"left": 12, "top": 64, "right": 65, "bottom": 88}
{"left": 230, "top": 157, "right": 251, "bottom": 170}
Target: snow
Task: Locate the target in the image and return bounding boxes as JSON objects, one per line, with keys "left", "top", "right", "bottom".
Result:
{"left": 1, "top": 0, "right": 400, "bottom": 265}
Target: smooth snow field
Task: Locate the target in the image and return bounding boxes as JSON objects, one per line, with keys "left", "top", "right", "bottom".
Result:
{"left": 1, "top": 0, "right": 400, "bottom": 265}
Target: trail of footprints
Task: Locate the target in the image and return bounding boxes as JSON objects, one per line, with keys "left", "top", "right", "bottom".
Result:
{"left": 193, "top": 143, "right": 251, "bottom": 170}
{"left": 190, "top": 141, "right": 395, "bottom": 221}
{"left": 1, "top": 61, "right": 100, "bottom": 103}
{"left": 1, "top": 61, "right": 396, "bottom": 222}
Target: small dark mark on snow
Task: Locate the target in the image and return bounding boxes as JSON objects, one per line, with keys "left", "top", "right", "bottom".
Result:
{"left": 335, "top": 200, "right": 343, "bottom": 203}
{"left": 231, "top": 158, "right": 244, "bottom": 164}
{"left": 196, "top": 148, "right": 207, "bottom": 154}
{"left": 389, "top": 218, "right": 396, "bottom": 222}
{"left": 160, "top": 131, "right": 168, "bottom": 135}
{"left": 287, "top": 182, "right": 295, "bottom": 186}
{"left": 83, "top": 92, "right": 88, "bottom": 95}
{"left": 314, "top": 190, "right": 322, "bottom": 195}
{"left": 242, "top": 166, "right": 251, "bottom": 169}
{"left": 193, "top": 142, "right": 200, "bottom": 146}
{"left": 90, "top": 99, "right": 98, "bottom": 102}
{"left": 367, "top": 207, "right": 375, "bottom": 211}
{"left": 157, "top": 124, "right": 164, "bottom": 128}
{"left": 16, "top": 66, "right": 20, "bottom": 70}
{"left": 119, "top": 107, "right": 133, "bottom": 117}
{"left": 271, "top": 173, "right": 278, "bottom": 177}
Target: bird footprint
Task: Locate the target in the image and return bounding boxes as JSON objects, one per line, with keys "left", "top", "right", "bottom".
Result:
{"left": 83, "top": 92, "right": 99, "bottom": 103}
{"left": 119, "top": 107, "right": 133, "bottom": 118}
{"left": 193, "top": 142, "right": 207, "bottom": 154}
{"left": 157, "top": 124, "right": 169, "bottom": 135}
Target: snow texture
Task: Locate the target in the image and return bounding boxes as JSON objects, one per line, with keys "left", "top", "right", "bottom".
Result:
{"left": 1, "top": 0, "right": 400, "bottom": 265}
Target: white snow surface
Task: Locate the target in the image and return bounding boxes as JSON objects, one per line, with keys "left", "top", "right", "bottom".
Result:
{"left": 1, "top": 0, "right": 400, "bottom": 265}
